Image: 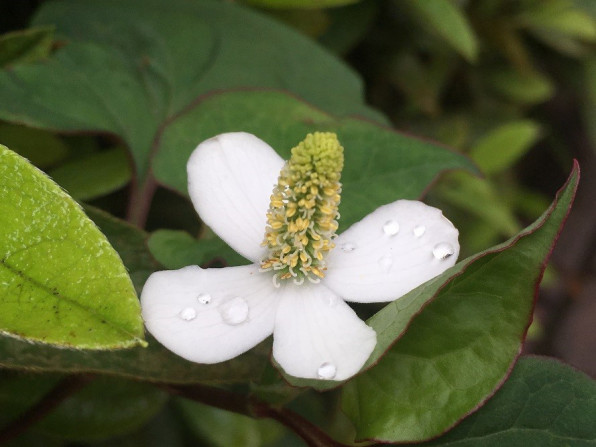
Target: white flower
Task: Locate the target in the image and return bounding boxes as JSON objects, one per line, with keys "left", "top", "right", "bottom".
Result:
{"left": 141, "top": 132, "right": 459, "bottom": 381}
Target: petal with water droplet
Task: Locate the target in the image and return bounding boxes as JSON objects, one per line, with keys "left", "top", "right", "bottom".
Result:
{"left": 323, "top": 200, "right": 459, "bottom": 303}
{"left": 141, "top": 264, "right": 278, "bottom": 363}
{"left": 187, "top": 133, "right": 284, "bottom": 263}
{"left": 273, "top": 284, "right": 376, "bottom": 381}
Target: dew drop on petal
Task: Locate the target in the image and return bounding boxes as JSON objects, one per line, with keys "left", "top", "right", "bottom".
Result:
{"left": 383, "top": 220, "right": 400, "bottom": 236}
{"left": 220, "top": 297, "right": 249, "bottom": 325}
{"left": 179, "top": 307, "right": 197, "bottom": 321}
{"left": 317, "top": 362, "right": 337, "bottom": 379}
{"left": 413, "top": 225, "right": 426, "bottom": 238}
{"left": 378, "top": 253, "right": 393, "bottom": 272}
{"left": 341, "top": 242, "right": 356, "bottom": 252}
{"left": 197, "top": 293, "right": 212, "bottom": 305}
{"left": 433, "top": 242, "right": 455, "bottom": 260}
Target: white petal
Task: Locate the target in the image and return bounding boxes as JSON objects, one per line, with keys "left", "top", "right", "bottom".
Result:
{"left": 273, "top": 284, "right": 376, "bottom": 381}
{"left": 323, "top": 200, "right": 459, "bottom": 303}
{"left": 187, "top": 132, "right": 284, "bottom": 262}
{"left": 141, "top": 264, "right": 278, "bottom": 363}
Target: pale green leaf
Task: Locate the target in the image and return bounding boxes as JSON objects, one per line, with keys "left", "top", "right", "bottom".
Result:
{"left": 404, "top": 0, "right": 479, "bottom": 61}
{"left": 0, "top": 145, "right": 144, "bottom": 349}
{"left": 469, "top": 120, "right": 542, "bottom": 174}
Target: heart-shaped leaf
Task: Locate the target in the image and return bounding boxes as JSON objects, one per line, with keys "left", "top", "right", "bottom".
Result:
{"left": 0, "top": 145, "right": 144, "bottom": 349}
{"left": 0, "top": 0, "right": 383, "bottom": 187}
{"left": 340, "top": 162, "right": 579, "bottom": 442}
{"left": 415, "top": 356, "right": 596, "bottom": 446}
{"left": 154, "top": 90, "right": 478, "bottom": 230}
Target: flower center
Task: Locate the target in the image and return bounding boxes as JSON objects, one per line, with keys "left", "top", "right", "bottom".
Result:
{"left": 261, "top": 132, "right": 343, "bottom": 286}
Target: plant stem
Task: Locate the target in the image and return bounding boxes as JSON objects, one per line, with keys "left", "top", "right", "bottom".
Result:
{"left": 126, "top": 176, "right": 157, "bottom": 228}
{"left": 162, "top": 383, "right": 349, "bottom": 447}
{"left": 0, "top": 374, "right": 94, "bottom": 445}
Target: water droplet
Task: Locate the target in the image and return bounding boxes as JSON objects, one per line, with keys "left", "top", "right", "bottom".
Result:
{"left": 383, "top": 220, "right": 400, "bottom": 236}
{"left": 317, "top": 362, "right": 336, "bottom": 379}
{"left": 433, "top": 242, "right": 455, "bottom": 260}
{"left": 179, "top": 307, "right": 196, "bottom": 321}
{"left": 220, "top": 297, "right": 249, "bottom": 325}
{"left": 341, "top": 242, "right": 356, "bottom": 252}
{"left": 197, "top": 293, "right": 212, "bottom": 305}
{"left": 378, "top": 253, "right": 393, "bottom": 272}
{"left": 413, "top": 225, "right": 426, "bottom": 238}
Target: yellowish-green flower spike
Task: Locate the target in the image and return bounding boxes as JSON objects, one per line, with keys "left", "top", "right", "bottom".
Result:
{"left": 261, "top": 132, "right": 344, "bottom": 286}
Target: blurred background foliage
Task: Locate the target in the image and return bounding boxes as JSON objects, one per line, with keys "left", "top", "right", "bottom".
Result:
{"left": 0, "top": 0, "right": 595, "bottom": 445}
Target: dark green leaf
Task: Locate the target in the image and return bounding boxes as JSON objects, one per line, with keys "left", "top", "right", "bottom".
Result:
{"left": 154, "top": 90, "right": 477, "bottom": 231}
{"left": 148, "top": 230, "right": 248, "bottom": 270}
{"left": 417, "top": 357, "right": 596, "bottom": 446}
{"left": 49, "top": 147, "right": 131, "bottom": 201}
{"left": 35, "top": 376, "right": 168, "bottom": 441}
{"left": 0, "top": 145, "right": 144, "bottom": 349}
{"left": 340, "top": 163, "right": 579, "bottom": 442}
{"left": 242, "top": 0, "right": 360, "bottom": 8}
{"left": 0, "top": 122, "right": 68, "bottom": 168}
{"left": 0, "top": 0, "right": 381, "bottom": 183}
{"left": 177, "top": 399, "right": 285, "bottom": 447}
{"left": 0, "top": 26, "right": 54, "bottom": 67}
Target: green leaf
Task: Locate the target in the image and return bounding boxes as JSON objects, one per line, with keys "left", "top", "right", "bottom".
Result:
{"left": 404, "top": 0, "right": 479, "bottom": 62}
{"left": 148, "top": 230, "right": 248, "bottom": 269}
{"left": 49, "top": 147, "right": 131, "bottom": 200}
{"left": 35, "top": 376, "right": 168, "bottom": 441}
{"left": 242, "top": 0, "right": 360, "bottom": 9}
{"left": 84, "top": 206, "right": 159, "bottom": 294}
{"left": 0, "top": 145, "right": 144, "bottom": 349}
{"left": 0, "top": 26, "right": 54, "bottom": 67}
{"left": 153, "top": 90, "right": 478, "bottom": 231}
{"left": 177, "top": 399, "right": 285, "bottom": 447}
{"left": 469, "top": 120, "right": 542, "bottom": 175}
{"left": 0, "top": 122, "right": 69, "bottom": 168}
{"left": 341, "top": 163, "right": 579, "bottom": 442}
{"left": 0, "top": 0, "right": 381, "bottom": 183}
{"left": 0, "top": 209, "right": 268, "bottom": 384}
{"left": 518, "top": 0, "right": 596, "bottom": 40}
{"left": 439, "top": 172, "right": 521, "bottom": 237}
{"left": 416, "top": 357, "right": 596, "bottom": 446}
{"left": 0, "top": 371, "right": 63, "bottom": 428}
{"left": 488, "top": 68, "right": 555, "bottom": 105}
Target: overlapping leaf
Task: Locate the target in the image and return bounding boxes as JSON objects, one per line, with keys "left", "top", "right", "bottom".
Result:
{"left": 417, "top": 357, "right": 596, "bottom": 446}
{"left": 340, "top": 163, "right": 579, "bottom": 442}
{"left": 154, "top": 90, "right": 477, "bottom": 230}
{"left": 0, "top": 145, "right": 144, "bottom": 349}
{"left": 0, "top": 209, "right": 268, "bottom": 384}
{"left": 0, "top": 0, "right": 382, "bottom": 184}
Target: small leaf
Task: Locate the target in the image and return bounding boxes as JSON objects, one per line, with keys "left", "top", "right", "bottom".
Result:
{"left": 488, "top": 68, "right": 555, "bottom": 104}
{"left": 0, "top": 145, "right": 144, "bottom": 349}
{"left": 404, "top": 0, "right": 479, "bottom": 61}
{"left": 341, "top": 163, "right": 579, "bottom": 442}
{"left": 177, "top": 399, "right": 285, "bottom": 447}
{"left": 148, "top": 230, "right": 247, "bottom": 269}
{"left": 241, "top": 0, "right": 360, "bottom": 8}
{"left": 416, "top": 357, "right": 596, "bottom": 446}
{"left": 0, "top": 26, "right": 54, "bottom": 67}
{"left": 469, "top": 120, "right": 542, "bottom": 174}
{"left": 49, "top": 147, "right": 132, "bottom": 200}
{"left": 0, "top": 122, "right": 68, "bottom": 168}
{"left": 35, "top": 376, "right": 168, "bottom": 441}
{"left": 517, "top": 0, "right": 596, "bottom": 40}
